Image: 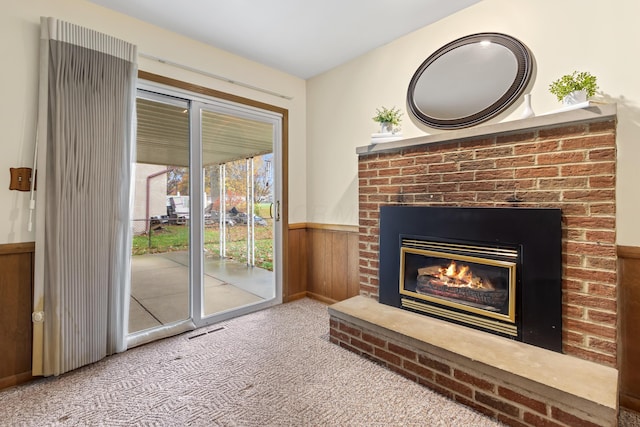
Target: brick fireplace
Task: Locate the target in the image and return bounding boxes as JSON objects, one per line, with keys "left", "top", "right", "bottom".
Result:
{"left": 329, "top": 104, "right": 619, "bottom": 426}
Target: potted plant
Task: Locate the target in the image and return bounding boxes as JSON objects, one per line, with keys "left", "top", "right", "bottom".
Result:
{"left": 373, "top": 106, "right": 403, "bottom": 134}
{"left": 549, "top": 71, "right": 598, "bottom": 105}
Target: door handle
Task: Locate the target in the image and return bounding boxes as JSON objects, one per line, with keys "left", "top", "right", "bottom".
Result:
{"left": 269, "top": 202, "right": 274, "bottom": 219}
{"left": 275, "top": 201, "right": 281, "bottom": 222}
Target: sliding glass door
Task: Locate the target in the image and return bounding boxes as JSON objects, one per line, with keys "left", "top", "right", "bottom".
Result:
{"left": 128, "top": 84, "right": 282, "bottom": 345}
{"left": 191, "top": 101, "right": 281, "bottom": 327}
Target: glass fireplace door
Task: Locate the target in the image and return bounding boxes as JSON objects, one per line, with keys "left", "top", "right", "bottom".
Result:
{"left": 400, "top": 238, "right": 518, "bottom": 336}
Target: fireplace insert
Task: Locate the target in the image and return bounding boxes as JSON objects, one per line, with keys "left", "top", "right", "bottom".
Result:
{"left": 379, "top": 206, "right": 562, "bottom": 352}
{"left": 400, "top": 237, "right": 518, "bottom": 336}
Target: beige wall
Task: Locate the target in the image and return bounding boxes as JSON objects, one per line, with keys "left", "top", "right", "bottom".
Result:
{"left": 306, "top": 0, "right": 640, "bottom": 246}
{"left": 6, "top": 0, "right": 640, "bottom": 245}
{"left": 0, "top": 0, "right": 307, "bottom": 245}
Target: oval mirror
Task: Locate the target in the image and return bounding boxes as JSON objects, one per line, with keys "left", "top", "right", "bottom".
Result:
{"left": 407, "top": 33, "right": 533, "bottom": 129}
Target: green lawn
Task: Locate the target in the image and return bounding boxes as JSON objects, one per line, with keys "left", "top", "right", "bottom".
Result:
{"left": 132, "top": 220, "right": 274, "bottom": 271}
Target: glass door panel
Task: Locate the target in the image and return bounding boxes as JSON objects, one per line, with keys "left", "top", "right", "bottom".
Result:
{"left": 199, "top": 109, "right": 276, "bottom": 318}
{"left": 128, "top": 92, "right": 191, "bottom": 335}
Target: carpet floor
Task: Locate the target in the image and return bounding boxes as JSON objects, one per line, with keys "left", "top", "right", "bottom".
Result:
{"left": 0, "top": 298, "right": 638, "bottom": 426}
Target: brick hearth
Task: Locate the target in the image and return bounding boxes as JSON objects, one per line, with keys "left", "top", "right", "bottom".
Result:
{"left": 329, "top": 296, "right": 617, "bottom": 426}
{"left": 329, "top": 104, "right": 619, "bottom": 426}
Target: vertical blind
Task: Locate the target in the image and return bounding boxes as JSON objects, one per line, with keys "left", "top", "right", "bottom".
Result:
{"left": 33, "top": 17, "right": 137, "bottom": 376}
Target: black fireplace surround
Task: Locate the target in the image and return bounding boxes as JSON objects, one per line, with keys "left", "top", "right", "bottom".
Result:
{"left": 379, "top": 206, "right": 562, "bottom": 352}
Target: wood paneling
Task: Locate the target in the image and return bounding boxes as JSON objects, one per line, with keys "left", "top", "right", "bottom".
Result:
{"left": 619, "top": 245, "right": 640, "bottom": 413}
{"left": 0, "top": 242, "right": 34, "bottom": 390}
{"left": 300, "top": 224, "right": 359, "bottom": 304}
{"left": 285, "top": 228, "right": 307, "bottom": 302}
{"left": 308, "top": 228, "right": 327, "bottom": 298}
{"left": 330, "top": 232, "right": 348, "bottom": 302}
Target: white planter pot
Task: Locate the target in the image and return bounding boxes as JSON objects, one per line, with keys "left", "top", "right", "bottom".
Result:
{"left": 562, "top": 90, "right": 587, "bottom": 106}
{"left": 380, "top": 122, "right": 393, "bottom": 134}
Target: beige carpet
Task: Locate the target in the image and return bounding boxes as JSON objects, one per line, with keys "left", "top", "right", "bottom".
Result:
{"left": 0, "top": 298, "right": 638, "bottom": 426}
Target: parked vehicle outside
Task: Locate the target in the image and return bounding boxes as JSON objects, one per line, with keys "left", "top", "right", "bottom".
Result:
{"left": 167, "top": 195, "right": 189, "bottom": 224}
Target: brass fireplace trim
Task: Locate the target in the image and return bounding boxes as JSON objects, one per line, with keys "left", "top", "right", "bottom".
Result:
{"left": 399, "top": 246, "right": 517, "bottom": 323}
{"left": 402, "top": 239, "right": 518, "bottom": 259}
{"left": 401, "top": 298, "right": 518, "bottom": 336}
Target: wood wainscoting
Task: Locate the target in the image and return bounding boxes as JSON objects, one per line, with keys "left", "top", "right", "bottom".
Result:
{"left": 619, "top": 245, "right": 640, "bottom": 413}
{"left": 0, "top": 242, "right": 34, "bottom": 390}
{"left": 285, "top": 223, "right": 308, "bottom": 302}
{"left": 286, "top": 223, "right": 359, "bottom": 304}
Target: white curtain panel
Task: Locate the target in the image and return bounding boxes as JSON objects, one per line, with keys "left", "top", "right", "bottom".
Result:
{"left": 33, "top": 17, "right": 137, "bottom": 376}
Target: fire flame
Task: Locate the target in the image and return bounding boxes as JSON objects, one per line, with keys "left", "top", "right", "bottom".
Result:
{"left": 438, "top": 260, "right": 493, "bottom": 289}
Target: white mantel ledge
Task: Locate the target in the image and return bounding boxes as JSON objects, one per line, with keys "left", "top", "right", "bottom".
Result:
{"left": 357, "top": 103, "right": 616, "bottom": 156}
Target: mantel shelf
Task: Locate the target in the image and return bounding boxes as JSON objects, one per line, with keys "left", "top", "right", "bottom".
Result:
{"left": 357, "top": 103, "right": 616, "bottom": 156}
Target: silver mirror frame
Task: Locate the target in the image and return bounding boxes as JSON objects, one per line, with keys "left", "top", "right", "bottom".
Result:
{"left": 407, "top": 33, "right": 533, "bottom": 130}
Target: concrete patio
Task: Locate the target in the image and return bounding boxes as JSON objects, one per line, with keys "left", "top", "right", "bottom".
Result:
{"left": 128, "top": 251, "right": 274, "bottom": 333}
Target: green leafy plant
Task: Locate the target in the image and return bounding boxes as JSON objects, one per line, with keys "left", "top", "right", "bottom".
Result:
{"left": 548, "top": 71, "right": 599, "bottom": 102}
{"left": 372, "top": 106, "right": 403, "bottom": 125}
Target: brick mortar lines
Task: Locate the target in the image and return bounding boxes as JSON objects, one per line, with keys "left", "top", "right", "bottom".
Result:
{"left": 330, "top": 319, "right": 601, "bottom": 427}
{"left": 361, "top": 166, "right": 615, "bottom": 180}
{"left": 359, "top": 130, "right": 614, "bottom": 162}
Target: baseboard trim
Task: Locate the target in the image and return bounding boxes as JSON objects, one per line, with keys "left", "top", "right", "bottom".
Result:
{"left": 284, "top": 291, "right": 337, "bottom": 305}
{"left": 621, "top": 394, "right": 640, "bottom": 414}
{"left": 284, "top": 291, "right": 307, "bottom": 303}
{"left": 0, "top": 371, "right": 34, "bottom": 391}
{"left": 306, "top": 292, "right": 338, "bottom": 305}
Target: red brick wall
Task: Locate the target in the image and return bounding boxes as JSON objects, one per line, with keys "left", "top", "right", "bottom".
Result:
{"left": 358, "top": 119, "right": 617, "bottom": 367}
